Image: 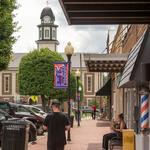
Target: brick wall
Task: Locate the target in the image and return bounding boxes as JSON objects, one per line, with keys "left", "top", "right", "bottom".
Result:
{"left": 122, "top": 25, "right": 147, "bottom": 53}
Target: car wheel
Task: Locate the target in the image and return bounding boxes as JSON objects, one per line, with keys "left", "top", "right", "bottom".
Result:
{"left": 29, "top": 130, "right": 37, "bottom": 142}
{"left": 37, "top": 124, "right": 44, "bottom": 135}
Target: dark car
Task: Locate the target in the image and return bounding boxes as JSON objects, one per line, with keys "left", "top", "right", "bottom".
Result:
{"left": 0, "top": 109, "right": 37, "bottom": 142}
{"left": 33, "top": 104, "right": 51, "bottom": 113}
{"left": 23, "top": 105, "right": 47, "bottom": 118}
{"left": 0, "top": 102, "right": 45, "bottom": 135}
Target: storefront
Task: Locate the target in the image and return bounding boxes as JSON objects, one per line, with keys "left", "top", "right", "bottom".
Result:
{"left": 84, "top": 53, "right": 128, "bottom": 120}
{"left": 119, "top": 26, "right": 150, "bottom": 133}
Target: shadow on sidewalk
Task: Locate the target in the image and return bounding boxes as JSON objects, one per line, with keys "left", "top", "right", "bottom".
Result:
{"left": 87, "top": 143, "right": 102, "bottom": 150}
{"left": 96, "top": 121, "right": 110, "bottom": 127}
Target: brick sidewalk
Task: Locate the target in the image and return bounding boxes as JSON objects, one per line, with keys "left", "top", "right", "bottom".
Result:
{"left": 28, "top": 119, "right": 112, "bottom": 150}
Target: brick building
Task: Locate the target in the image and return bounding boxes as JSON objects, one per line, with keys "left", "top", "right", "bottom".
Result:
{"left": 111, "top": 25, "right": 148, "bottom": 130}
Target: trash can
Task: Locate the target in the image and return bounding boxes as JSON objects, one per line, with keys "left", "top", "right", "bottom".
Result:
{"left": 1, "top": 120, "right": 30, "bottom": 150}
{"left": 70, "top": 115, "right": 74, "bottom": 128}
{"left": 122, "top": 129, "right": 135, "bottom": 150}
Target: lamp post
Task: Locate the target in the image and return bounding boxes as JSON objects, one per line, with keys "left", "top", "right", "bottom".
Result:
{"left": 65, "top": 42, "right": 74, "bottom": 141}
{"left": 75, "top": 69, "right": 81, "bottom": 127}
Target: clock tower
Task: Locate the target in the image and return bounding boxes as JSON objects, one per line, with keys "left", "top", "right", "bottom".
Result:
{"left": 36, "top": 6, "right": 59, "bottom": 51}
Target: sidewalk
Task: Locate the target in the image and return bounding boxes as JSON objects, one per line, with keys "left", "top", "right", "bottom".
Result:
{"left": 28, "top": 119, "right": 112, "bottom": 150}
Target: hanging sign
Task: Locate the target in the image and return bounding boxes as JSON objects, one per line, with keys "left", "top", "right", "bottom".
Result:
{"left": 54, "top": 62, "right": 68, "bottom": 89}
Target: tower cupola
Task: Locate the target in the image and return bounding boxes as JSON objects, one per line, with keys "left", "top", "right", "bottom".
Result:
{"left": 36, "top": 6, "right": 59, "bottom": 51}
{"left": 40, "top": 7, "right": 55, "bottom": 24}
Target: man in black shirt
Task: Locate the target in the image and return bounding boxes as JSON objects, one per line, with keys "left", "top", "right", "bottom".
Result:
{"left": 43, "top": 100, "right": 70, "bottom": 150}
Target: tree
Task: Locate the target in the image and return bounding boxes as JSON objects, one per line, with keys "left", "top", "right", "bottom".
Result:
{"left": 0, "top": 0, "right": 18, "bottom": 70}
{"left": 18, "top": 48, "right": 76, "bottom": 108}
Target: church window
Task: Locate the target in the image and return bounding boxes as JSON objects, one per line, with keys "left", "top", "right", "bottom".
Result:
{"left": 4, "top": 76, "right": 9, "bottom": 92}
{"left": 87, "top": 75, "right": 92, "bottom": 92}
{"left": 39, "top": 30, "right": 42, "bottom": 39}
{"left": 45, "top": 29, "right": 50, "bottom": 38}
{"left": 52, "top": 28, "right": 56, "bottom": 40}
{"left": 2, "top": 73, "right": 12, "bottom": 94}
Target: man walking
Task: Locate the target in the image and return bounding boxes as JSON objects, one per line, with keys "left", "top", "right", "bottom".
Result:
{"left": 43, "top": 100, "right": 70, "bottom": 150}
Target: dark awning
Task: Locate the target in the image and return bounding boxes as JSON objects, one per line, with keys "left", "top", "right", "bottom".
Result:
{"left": 96, "top": 79, "right": 111, "bottom": 96}
{"left": 84, "top": 53, "right": 128, "bottom": 72}
{"left": 119, "top": 26, "right": 150, "bottom": 88}
{"left": 59, "top": 0, "right": 150, "bottom": 25}
{"left": 119, "top": 34, "right": 145, "bottom": 88}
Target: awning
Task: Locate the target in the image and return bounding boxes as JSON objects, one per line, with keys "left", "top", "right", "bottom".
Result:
{"left": 59, "top": 0, "right": 150, "bottom": 25}
{"left": 84, "top": 53, "right": 128, "bottom": 72}
{"left": 96, "top": 79, "right": 111, "bottom": 96}
{"left": 119, "top": 28, "right": 150, "bottom": 88}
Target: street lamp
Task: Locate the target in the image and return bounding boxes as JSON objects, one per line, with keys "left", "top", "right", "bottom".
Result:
{"left": 65, "top": 42, "right": 74, "bottom": 141}
{"left": 75, "top": 69, "right": 81, "bottom": 127}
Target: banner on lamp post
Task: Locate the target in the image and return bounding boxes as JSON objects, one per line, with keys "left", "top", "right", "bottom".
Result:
{"left": 54, "top": 62, "right": 68, "bottom": 89}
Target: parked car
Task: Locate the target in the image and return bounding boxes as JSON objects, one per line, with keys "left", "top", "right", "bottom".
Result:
{"left": 81, "top": 106, "right": 93, "bottom": 114}
{"left": 0, "top": 109, "right": 37, "bottom": 143}
{"left": 33, "top": 104, "right": 51, "bottom": 113}
{"left": 23, "top": 105, "right": 47, "bottom": 117}
{"left": 0, "top": 102, "right": 45, "bottom": 135}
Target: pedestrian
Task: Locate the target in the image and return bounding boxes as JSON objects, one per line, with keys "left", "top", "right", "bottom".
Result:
{"left": 43, "top": 99, "right": 70, "bottom": 150}
{"left": 102, "top": 113, "right": 127, "bottom": 150}
{"left": 92, "top": 105, "right": 96, "bottom": 119}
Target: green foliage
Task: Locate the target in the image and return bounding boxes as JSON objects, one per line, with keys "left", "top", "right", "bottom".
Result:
{"left": 0, "top": 0, "right": 18, "bottom": 70}
{"left": 19, "top": 48, "right": 77, "bottom": 102}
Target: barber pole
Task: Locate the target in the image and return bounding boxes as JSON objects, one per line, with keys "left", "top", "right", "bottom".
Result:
{"left": 140, "top": 95, "right": 149, "bottom": 129}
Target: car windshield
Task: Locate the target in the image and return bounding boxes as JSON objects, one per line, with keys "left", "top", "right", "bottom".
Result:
{"left": 13, "top": 105, "right": 34, "bottom": 115}
{"left": 32, "top": 107, "right": 42, "bottom": 113}
{"left": 25, "top": 106, "right": 41, "bottom": 114}
{"left": 0, "top": 111, "right": 12, "bottom": 120}
{"left": 0, "top": 103, "right": 10, "bottom": 112}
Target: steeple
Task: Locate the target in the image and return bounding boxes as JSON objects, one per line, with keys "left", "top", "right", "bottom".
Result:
{"left": 36, "top": 5, "right": 59, "bottom": 51}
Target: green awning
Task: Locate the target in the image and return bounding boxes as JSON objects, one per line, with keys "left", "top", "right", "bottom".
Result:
{"left": 96, "top": 79, "right": 111, "bottom": 96}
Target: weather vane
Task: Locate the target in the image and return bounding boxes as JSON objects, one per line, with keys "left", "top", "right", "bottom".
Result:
{"left": 46, "top": 0, "right": 50, "bottom": 6}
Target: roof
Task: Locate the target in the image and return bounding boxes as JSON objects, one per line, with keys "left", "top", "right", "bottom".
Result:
{"left": 8, "top": 53, "right": 88, "bottom": 69}
{"left": 40, "top": 7, "right": 55, "bottom": 21}
{"left": 84, "top": 53, "right": 128, "bottom": 72}
{"left": 59, "top": 0, "right": 150, "bottom": 25}
{"left": 9, "top": 53, "right": 27, "bottom": 69}
{"left": 119, "top": 33, "right": 146, "bottom": 88}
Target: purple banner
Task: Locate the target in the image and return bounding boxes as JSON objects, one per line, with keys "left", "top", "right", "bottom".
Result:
{"left": 54, "top": 62, "right": 68, "bottom": 89}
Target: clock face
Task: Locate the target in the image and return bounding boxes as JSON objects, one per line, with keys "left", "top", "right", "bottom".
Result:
{"left": 44, "top": 16, "right": 50, "bottom": 23}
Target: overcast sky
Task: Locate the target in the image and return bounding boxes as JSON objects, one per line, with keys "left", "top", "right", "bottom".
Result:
{"left": 13, "top": 0, "right": 118, "bottom": 53}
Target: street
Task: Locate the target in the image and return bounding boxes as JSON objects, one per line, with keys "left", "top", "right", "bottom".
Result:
{"left": 28, "top": 119, "right": 121, "bottom": 150}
